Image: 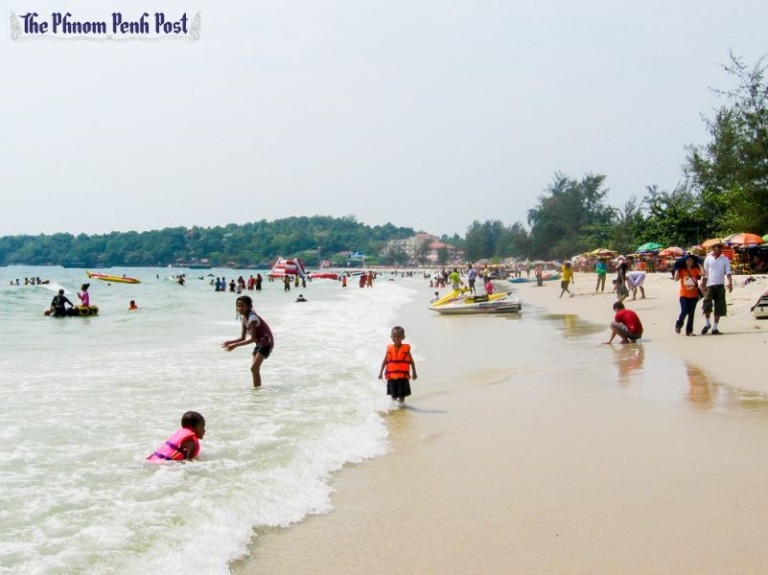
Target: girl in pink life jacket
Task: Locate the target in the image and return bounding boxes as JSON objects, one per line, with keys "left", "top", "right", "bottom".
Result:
{"left": 147, "top": 411, "right": 206, "bottom": 462}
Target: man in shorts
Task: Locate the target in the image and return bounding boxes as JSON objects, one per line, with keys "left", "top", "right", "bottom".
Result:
{"left": 701, "top": 242, "right": 733, "bottom": 335}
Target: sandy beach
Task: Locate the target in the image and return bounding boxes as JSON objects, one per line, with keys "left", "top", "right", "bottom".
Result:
{"left": 238, "top": 271, "right": 768, "bottom": 575}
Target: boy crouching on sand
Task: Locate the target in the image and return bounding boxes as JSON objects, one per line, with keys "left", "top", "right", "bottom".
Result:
{"left": 604, "top": 301, "right": 643, "bottom": 344}
{"left": 378, "top": 326, "right": 417, "bottom": 405}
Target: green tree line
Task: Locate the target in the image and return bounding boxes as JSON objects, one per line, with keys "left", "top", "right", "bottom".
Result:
{"left": 0, "top": 216, "right": 417, "bottom": 268}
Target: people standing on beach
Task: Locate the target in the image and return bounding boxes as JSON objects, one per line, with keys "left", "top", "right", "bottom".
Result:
{"left": 673, "top": 254, "right": 703, "bottom": 336}
{"left": 378, "top": 326, "right": 417, "bottom": 405}
{"left": 467, "top": 265, "right": 478, "bottom": 294}
{"left": 595, "top": 259, "right": 607, "bottom": 292}
{"left": 449, "top": 268, "right": 461, "bottom": 291}
{"left": 701, "top": 242, "right": 733, "bottom": 335}
{"left": 615, "top": 256, "right": 629, "bottom": 299}
{"left": 222, "top": 295, "right": 274, "bottom": 388}
{"left": 147, "top": 411, "right": 206, "bottom": 462}
{"left": 604, "top": 301, "right": 643, "bottom": 344}
{"left": 77, "top": 283, "right": 91, "bottom": 307}
{"left": 559, "top": 261, "right": 574, "bottom": 298}
{"left": 626, "top": 270, "right": 646, "bottom": 300}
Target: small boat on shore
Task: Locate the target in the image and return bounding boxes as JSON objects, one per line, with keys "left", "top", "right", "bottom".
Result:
{"left": 429, "top": 293, "right": 522, "bottom": 315}
{"left": 508, "top": 272, "right": 560, "bottom": 284}
{"left": 86, "top": 271, "right": 141, "bottom": 284}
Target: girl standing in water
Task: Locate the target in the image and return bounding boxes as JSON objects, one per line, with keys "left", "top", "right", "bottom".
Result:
{"left": 222, "top": 295, "right": 274, "bottom": 388}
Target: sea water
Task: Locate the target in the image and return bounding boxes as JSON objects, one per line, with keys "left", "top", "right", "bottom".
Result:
{"left": 0, "top": 267, "right": 412, "bottom": 575}
{"left": 2, "top": 267, "right": 767, "bottom": 574}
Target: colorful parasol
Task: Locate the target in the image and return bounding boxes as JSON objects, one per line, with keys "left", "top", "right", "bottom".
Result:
{"left": 723, "top": 232, "right": 764, "bottom": 246}
{"left": 636, "top": 242, "right": 663, "bottom": 253}
{"left": 658, "top": 246, "right": 684, "bottom": 257}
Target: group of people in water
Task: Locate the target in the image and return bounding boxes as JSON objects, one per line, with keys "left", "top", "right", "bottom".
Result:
{"left": 152, "top": 273, "right": 422, "bottom": 462}
{"left": 48, "top": 283, "right": 92, "bottom": 317}
{"left": 214, "top": 275, "right": 265, "bottom": 292}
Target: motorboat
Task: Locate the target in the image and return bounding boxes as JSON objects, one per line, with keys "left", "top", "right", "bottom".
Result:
{"left": 429, "top": 293, "right": 522, "bottom": 315}
{"left": 508, "top": 272, "right": 560, "bottom": 284}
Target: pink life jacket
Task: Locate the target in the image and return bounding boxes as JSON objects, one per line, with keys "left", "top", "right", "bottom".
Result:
{"left": 147, "top": 427, "right": 200, "bottom": 462}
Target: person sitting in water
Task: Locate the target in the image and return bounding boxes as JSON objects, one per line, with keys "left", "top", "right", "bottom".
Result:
{"left": 129, "top": 300, "right": 138, "bottom": 310}
{"left": 604, "top": 301, "right": 643, "bottom": 344}
{"left": 50, "top": 289, "right": 74, "bottom": 317}
{"left": 147, "top": 411, "right": 206, "bottom": 462}
{"left": 295, "top": 294, "right": 307, "bottom": 302}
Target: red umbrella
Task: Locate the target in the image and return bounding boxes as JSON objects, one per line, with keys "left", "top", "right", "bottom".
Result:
{"left": 724, "top": 232, "right": 764, "bottom": 246}
{"left": 658, "top": 246, "right": 684, "bottom": 257}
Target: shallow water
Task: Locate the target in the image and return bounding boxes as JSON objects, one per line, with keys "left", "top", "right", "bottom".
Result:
{"left": 1, "top": 267, "right": 766, "bottom": 575}
{"left": 0, "top": 267, "right": 410, "bottom": 574}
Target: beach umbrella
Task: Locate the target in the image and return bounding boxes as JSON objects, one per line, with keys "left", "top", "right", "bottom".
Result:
{"left": 635, "top": 242, "right": 663, "bottom": 253}
{"left": 701, "top": 238, "right": 725, "bottom": 249}
{"left": 763, "top": 233, "right": 768, "bottom": 242}
{"left": 723, "top": 232, "right": 764, "bottom": 246}
{"left": 590, "top": 248, "right": 618, "bottom": 257}
{"left": 658, "top": 246, "right": 684, "bottom": 257}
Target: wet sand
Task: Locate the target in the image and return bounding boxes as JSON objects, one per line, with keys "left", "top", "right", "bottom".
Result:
{"left": 237, "top": 272, "right": 768, "bottom": 574}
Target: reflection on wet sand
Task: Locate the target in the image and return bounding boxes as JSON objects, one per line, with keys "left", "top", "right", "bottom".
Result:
{"left": 540, "top": 313, "right": 604, "bottom": 337}
{"left": 543, "top": 309, "right": 768, "bottom": 414}
{"left": 610, "top": 344, "right": 645, "bottom": 386}
{"left": 687, "top": 363, "right": 768, "bottom": 411}
{"left": 686, "top": 363, "right": 716, "bottom": 406}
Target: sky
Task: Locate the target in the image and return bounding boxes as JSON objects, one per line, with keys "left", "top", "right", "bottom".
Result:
{"left": 3, "top": 0, "right": 767, "bottom": 238}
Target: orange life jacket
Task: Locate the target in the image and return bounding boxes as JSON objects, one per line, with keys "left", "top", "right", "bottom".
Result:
{"left": 147, "top": 428, "right": 200, "bottom": 462}
{"left": 385, "top": 344, "right": 412, "bottom": 380}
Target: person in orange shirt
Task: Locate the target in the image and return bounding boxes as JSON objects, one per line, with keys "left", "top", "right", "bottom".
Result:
{"left": 673, "top": 254, "right": 703, "bottom": 336}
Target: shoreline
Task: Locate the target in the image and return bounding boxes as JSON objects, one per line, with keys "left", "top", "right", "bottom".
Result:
{"left": 513, "top": 271, "right": 768, "bottom": 394}
{"left": 237, "top": 272, "right": 768, "bottom": 574}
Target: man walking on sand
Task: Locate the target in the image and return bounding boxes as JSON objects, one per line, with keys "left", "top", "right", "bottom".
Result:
{"left": 701, "top": 242, "right": 733, "bottom": 335}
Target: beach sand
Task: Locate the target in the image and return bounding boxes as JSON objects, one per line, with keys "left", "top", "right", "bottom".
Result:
{"left": 237, "top": 272, "right": 768, "bottom": 575}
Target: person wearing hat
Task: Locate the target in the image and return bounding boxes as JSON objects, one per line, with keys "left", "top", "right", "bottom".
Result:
{"left": 701, "top": 242, "right": 732, "bottom": 334}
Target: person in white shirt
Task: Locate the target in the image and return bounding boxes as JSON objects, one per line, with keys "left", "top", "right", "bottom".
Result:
{"left": 701, "top": 242, "right": 733, "bottom": 335}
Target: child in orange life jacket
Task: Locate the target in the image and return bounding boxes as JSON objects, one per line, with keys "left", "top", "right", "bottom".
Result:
{"left": 147, "top": 411, "right": 206, "bottom": 462}
{"left": 378, "top": 326, "right": 417, "bottom": 404}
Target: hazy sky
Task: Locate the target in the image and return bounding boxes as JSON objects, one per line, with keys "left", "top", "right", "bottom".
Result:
{"left": 3, "top": 1, "right": 767, "bottom": 238}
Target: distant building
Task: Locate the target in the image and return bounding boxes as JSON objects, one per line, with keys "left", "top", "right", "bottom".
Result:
{"left": 385, "top": 234, "right": 464, "bottom": 265}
